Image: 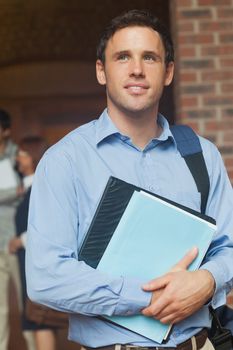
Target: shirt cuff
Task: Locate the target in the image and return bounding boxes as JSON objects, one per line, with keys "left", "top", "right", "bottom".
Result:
{"left": 200, "top": 261, "right": 227, "bottom": 308}
{"left": 114, "top": 277, "right": 152, "bottom": 316}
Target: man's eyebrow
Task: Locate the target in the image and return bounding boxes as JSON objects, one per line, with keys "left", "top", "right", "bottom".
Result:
{"left": 143, "top": 50, "right": 163, "bottom": 60}
{"left": 112, "top": 50, "right": 130, "bottom": 58}
{"left": 112, "top": 50, "right": 163, "bottom": 61}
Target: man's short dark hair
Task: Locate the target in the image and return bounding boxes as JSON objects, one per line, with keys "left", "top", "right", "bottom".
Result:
{"left": 96, "top": 9, "right": 174, "bottom": 66}
{"left": 0, "top": 109, "right": 11, "bottom": 130}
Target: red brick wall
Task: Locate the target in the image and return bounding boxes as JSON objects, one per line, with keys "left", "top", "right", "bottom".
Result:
{"left": 171, "top": 0, "right": 233, "bottom": 183}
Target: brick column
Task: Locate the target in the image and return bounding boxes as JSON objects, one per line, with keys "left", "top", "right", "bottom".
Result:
{"left": 171, "top": 0, "right": 233, "bottom": 182}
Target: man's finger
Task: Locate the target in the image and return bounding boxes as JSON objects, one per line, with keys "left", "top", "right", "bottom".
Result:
{"left": 142, "top": 292, "right": 170, "bottom": 317}
{"left": 160, "top": 313, "right": 179, "bottom": 324}
{"left": 171, "top": 246, "right": 198, "bottom": 272}
{"left": 143, "top": 247, "right": 198, "bottom": 292}
{"left": 142, "top": 274, "right": 170, "bottom": 291}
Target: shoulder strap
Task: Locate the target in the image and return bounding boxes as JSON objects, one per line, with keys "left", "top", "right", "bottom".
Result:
{"left": 170, "top": 125, "right": 210, "bottom": 214}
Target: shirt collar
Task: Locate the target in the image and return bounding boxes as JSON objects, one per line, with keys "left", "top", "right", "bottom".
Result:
{"left": 95, "top": 109, "right": 123, "bottom": 145}
{"left": 156, "top": 114, "right": 178, "bottom": 150}
{"left": 95, "top": 108, "right": 176, "bottom": 148}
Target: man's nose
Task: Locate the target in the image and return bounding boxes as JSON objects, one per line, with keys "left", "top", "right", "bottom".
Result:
{"left": 129, "top": 59, "right": 145, "bottom": 77}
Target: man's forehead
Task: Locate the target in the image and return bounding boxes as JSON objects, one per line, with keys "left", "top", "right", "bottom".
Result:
{"left": 111, "top": 25, "right": 161, "bottom": 40}
{"left": 106, "top": 26, "right": 164, "bottom": 53}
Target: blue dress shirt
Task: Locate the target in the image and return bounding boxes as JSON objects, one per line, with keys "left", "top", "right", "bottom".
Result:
{"left": 26, "top": 109, "right": 233, "bottom": 347}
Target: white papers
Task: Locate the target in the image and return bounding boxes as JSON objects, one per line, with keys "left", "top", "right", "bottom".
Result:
{"left": 0, "top": 158, "right": 18, "bottom": 189}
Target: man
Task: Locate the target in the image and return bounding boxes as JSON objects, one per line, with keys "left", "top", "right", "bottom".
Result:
{"left": 0, "top": 109, "right": 21, "bottom": 350}
{"left": 26, "top": 10, "right": 233, "bottom": 350}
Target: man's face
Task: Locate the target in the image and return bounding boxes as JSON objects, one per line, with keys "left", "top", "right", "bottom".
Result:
{"left": 96, "top": 26, "right": 174, "bottom": 116}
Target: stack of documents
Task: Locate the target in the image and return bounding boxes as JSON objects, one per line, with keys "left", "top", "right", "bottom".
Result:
{"left": 79, "top": 177, "right": 216, "bottom": 343}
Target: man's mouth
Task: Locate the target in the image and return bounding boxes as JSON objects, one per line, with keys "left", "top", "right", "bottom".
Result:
{"left": 124, "top": 83, "right": 149, "bottom": 94}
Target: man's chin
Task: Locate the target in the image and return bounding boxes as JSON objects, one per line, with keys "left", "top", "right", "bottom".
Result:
{"left": 121, "top": 104, "right": 154, "bottom": 116}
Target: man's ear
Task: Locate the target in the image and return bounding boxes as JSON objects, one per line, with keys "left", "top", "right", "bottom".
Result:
{"left": 96, "top": 59, "right": 106, "bottom": 85}
{"left": 164, "top": 61, "right": 174, "bottom": 87}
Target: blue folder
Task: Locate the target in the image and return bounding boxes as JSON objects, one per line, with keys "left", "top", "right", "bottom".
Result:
{"left": 97, "top": 190, "right": 216, "bottom": 342}
{"left": 78, "top": 177, "right": 216, "bottom": 343}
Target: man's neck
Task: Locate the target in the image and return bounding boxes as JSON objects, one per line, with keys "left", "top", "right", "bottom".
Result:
{"left": 107, "top": 107, "right": 162, "bottom": 149}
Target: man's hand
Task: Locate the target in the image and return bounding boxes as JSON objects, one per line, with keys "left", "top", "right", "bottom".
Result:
{"left": 141, "top": 247, "right": 215, "bottom": 324}
{"left": 9, "top": 237, "right": 23, "bottom": 253}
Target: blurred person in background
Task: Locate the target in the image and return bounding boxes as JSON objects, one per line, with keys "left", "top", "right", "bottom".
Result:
{"left": 8, "top": 136, "right": 57, "bottom": 350}
{"left": 0, "top": 109, "right": 25, "bottom": 350}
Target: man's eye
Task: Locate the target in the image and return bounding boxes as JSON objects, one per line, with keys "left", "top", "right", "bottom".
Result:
{"left": 144, "top": 55, "right": 155, "bottom": 61}
{"left": 118, "top": 54, "right": 129, "bottom": 61}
